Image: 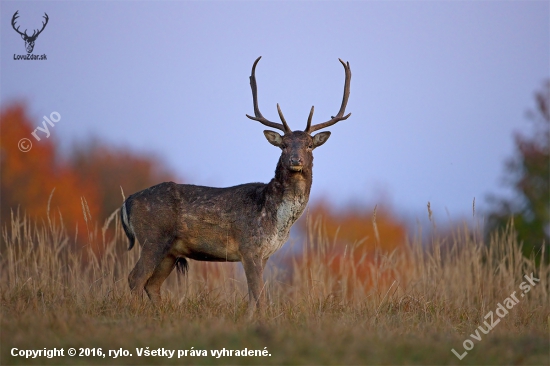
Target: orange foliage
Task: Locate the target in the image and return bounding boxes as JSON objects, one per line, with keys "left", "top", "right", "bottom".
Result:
{"left": 303, "top": 201, "right": 407, "bottom": 252}
{"left": 0, "top": 104, "right": 100, "bottom": 235}
{"left": 1, "top": 103, "right": 177, "bottom": 247}
{"left": 296, "top": 201, "right": 409, "bottom": 295}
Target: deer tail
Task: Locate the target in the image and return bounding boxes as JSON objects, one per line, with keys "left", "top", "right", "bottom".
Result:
{"left": 121, "top": 199, "right": 136, "bottom": 250}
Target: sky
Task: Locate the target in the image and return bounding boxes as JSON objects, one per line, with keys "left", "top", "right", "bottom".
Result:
{"left": 1, "top": 1, "right": 548, "bottom": 224}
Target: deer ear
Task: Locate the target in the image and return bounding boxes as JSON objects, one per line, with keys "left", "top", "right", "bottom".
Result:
{"left": 263, "top": 130, "right": 283, "bottom": 147}
{"left": 312, "top": 131, "right": 331, "bottom": 148}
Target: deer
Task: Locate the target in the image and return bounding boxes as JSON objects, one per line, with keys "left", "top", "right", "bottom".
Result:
{"left": 11, "top": 11, "right": 49, "bottom": 54}
{"left": 121, "top": 57, "right": 351, "bottom": 317}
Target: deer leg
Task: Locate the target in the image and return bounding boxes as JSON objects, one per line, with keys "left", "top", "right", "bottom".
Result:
{"left": 144, "top": 255, "right": 177, "bottom": 305}
{"left": 128, "top": 238, "right": 172, "bottom": 304}
{"left": 242, "top": 254, "right": 266, "bottom": 319}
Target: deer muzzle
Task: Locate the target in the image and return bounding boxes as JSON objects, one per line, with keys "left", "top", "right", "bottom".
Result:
{"left": 289, "top": 156, "right": 303, "bottom": 172}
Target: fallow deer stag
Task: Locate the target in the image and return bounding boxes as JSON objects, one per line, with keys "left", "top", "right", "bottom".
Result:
{"left": 121, "top": 57, "right": 351, "bottom": 317}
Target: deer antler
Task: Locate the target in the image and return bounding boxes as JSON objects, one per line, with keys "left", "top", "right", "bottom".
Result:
{"left": 246, "top": 56, "right": 292, "bottom": 134}
{"left": 304, "top": 59, "right": 351, "bottom": 134}
{"left": 31, "top": 13, "right": 49, "bottom": 39}
{"left": 11, "top": 11, "right": 49, "bottom": 40}
{"left": 11, "top": 11, "right": 26, "bottom": 37}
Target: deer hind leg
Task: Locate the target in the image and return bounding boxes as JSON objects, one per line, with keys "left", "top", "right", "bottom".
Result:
{"left": 128, "top": 238, "right": 173, "bottom": 305}
{"left": 242, "top": 255, "right": 266, "bottom": 319}
{"left": 144, "top": 255, "right": 177, "bottom": 305}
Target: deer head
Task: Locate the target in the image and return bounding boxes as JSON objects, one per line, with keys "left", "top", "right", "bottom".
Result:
{"left": 246, "top": 57, "right": 351, "bottom": 176}
{"left": 12, "top": 11, "right": 49, "bottom": 54}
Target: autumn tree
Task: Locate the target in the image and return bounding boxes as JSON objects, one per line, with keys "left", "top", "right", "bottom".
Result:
{"left": 302, "top": 201, "right": 407, "bottom": 253}
{"left": 295, "top": 201, "right": 408, "bottom": 295}
{"left": 487, "top": 81, "right": 550, "bottom": 261}
{"left": 1, "top": 103, "right": 177, "bottom": 246}
{"left": 0, "top": 104, "right": 99, "bottom": 234}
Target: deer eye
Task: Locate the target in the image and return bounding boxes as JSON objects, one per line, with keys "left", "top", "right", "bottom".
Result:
{"left": 281, "top": 144, "right": 287, "bottom": 149}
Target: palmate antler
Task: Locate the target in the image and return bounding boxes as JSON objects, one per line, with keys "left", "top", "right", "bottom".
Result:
{"left": 246, "top": 57, "right": 351, "bottom": 135}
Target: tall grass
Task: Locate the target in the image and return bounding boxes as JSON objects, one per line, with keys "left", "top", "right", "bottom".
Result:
{"left": 1, "top": 204, "right": 548, "bottom": 365}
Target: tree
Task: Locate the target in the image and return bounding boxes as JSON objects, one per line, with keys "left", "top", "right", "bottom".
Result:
{"left": 293, "top": 201, "right": 408, "bottom": 295}
{"left": 487, "top": 81, "right": 550, "bottom": 261}
{"left": 0, "top": 104, "right": 100, "bottom": 234}
{"left": 1, "top": 103, "right": 177, "bottom": 248}
{"left": 301, "top": 201, "right": 407, "bottom": 254}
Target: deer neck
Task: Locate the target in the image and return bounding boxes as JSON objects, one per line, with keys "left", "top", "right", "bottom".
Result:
{"left": 257, "top": 158, "right": 310, "bottom": 248}
{"left": 265, "top": 157, "right": 312, "bottom": 222}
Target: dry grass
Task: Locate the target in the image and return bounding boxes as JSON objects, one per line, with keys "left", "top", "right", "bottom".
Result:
{"left": 1, "top": 204, "right": 548, "bottom": 365}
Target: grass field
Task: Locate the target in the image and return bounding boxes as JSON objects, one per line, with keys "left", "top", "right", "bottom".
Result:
{"left": 1, "top": 205, "right": 548, "bottom": 365}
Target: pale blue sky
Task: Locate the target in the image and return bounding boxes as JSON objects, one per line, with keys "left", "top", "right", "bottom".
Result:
{"left": 1, "top": 1, "right": 548, "bottom": 222}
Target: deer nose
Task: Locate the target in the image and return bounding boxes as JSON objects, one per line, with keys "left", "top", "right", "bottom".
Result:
{"left": 290, "top": 156, "right": 303, "bottom": 166}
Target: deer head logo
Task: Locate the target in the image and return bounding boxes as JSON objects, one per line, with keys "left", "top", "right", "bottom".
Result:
{"left": 11, "top": 11, "right": 49, "bottom": 54}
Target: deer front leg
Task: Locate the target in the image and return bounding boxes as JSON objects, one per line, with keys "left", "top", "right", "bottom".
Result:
{"left": 242, "top": 254, "right": 266, "bottom": 319}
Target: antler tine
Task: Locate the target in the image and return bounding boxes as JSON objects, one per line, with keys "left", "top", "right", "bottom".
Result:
{"left": 276, "top": 103, "right": 291, "bottom": 133}
{"left": 305, "top": 106, "right": 314, "bottom": 133}
{"left": 246, "top": 56, "right": 292, "bottom": 134}
{"left": 305, "top": 58, "right": 351, "bottom": 134}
